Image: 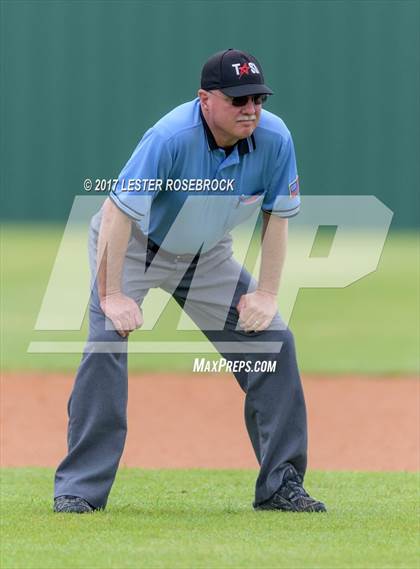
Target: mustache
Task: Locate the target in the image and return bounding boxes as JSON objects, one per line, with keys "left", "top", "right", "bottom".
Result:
{"left": 237, "top": 115, "right": 257, "bottom": 122}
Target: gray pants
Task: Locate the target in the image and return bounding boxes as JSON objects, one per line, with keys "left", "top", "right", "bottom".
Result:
{"left": 54, "top": 214, "right": 308, "bottom": 509}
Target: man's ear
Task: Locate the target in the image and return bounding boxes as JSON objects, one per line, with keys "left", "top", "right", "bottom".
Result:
{"left": 197, "top": 89, "right": 210, "bottom": 109}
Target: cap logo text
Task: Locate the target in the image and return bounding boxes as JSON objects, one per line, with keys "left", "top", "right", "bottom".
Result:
{"left": 232, "top": 62, "right": 260, "bottom": 77}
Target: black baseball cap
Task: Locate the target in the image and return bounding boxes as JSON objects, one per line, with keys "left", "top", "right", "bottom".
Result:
{"left": 201, "top": 48, "right": 273, "bottom": 97}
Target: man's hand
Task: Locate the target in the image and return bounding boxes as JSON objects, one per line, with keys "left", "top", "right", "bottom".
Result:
{"left": 236, "top": 290, "right": 278, "bottom": 332}
{"left": 99, "top": 292, "right": 143, "bottom": 338}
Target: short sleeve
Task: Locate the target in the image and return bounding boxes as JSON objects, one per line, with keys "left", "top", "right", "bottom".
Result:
{"left": 109, "top": 129, "right": 173, "bottom": 221}
{"left": 262, "top": 133, "right": 301, "bottom": 218}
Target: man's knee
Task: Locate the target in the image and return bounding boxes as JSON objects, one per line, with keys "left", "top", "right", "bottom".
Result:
{"left": 87, "top": 302, "right": 127, "bottom": 344}
{"left": 88, "top": 325, "right": 125, "bottom": 345}
{"left": 282, "top": 327, "right": 296, "bottom": 348}
{"left": 275, "top": 327, "right": 297, "bottom": 360}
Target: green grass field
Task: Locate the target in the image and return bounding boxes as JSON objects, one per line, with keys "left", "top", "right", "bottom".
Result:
{"left": 0, "top": 469, "right": 418, "bottom": 569}
{"left": 1, "top": 225, "right": 418, "bottom": 374}
{"left": 1, "top": 226, "right": 418, "bottom": 569}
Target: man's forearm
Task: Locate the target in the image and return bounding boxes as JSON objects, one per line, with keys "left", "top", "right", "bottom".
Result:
{"left": 258, "top": 213, "right": 288, "bottom": 295}
{"left": 97, "top": 198, "right": 132, "bottom": 301}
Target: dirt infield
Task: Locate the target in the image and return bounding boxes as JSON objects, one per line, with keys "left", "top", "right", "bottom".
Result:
{"left": 1, "top": 373, "right": 418, "bottom": 471}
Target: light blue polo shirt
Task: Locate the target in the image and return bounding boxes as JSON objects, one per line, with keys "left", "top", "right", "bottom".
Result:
{"left": 110, "top": 98, "right": 300, "bottom": 254}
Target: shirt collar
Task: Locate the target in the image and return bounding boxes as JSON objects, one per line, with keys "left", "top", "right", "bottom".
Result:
{"left": 199, "top": 107, "right": 256, "bottom": 156}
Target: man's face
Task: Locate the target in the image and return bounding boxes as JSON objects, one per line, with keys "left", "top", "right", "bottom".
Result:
{"left": 199, "top": 89, "right": 263, "bottom": 147}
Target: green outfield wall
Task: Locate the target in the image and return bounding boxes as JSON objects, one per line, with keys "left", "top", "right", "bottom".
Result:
{"left": 1, "top": 0, "right": 419, "bottom": 227}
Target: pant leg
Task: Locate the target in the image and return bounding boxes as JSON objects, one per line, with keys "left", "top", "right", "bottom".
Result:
{"left": 54, "top": 287, "right": 129, "bottom": 509}
{"left": 54, "top": 214, "right": 165, "bottom": 508}
{"left": 168, "top": 244, "right": 308, "bottom": 507}
{"left": 208, "top": 326, "right": 308, "bottom": 507}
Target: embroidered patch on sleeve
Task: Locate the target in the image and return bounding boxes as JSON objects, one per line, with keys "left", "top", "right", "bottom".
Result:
{"left": 289, "top": 176, "right": 300, "bottom": 198}
{"left": 240, "top": 194, "right": 263, "bottom": 205}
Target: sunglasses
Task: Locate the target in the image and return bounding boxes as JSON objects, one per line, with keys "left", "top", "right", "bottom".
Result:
{"left": 230, "top": 94, "right": 268, "bottom": 107}
{"left": 209, "top": 92, "right": 268, "bottom": 107}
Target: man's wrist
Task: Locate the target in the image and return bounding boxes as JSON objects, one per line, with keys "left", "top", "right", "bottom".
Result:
{"left": 256, "top": 287, "right": 277, "bottom": 297}
{"left": 98, "top": 289, "right": 122, "bottom": 302}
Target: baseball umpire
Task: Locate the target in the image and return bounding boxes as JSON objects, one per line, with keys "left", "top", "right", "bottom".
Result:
{"left": 54, "top": 49, "right": 326, "bottom": 513}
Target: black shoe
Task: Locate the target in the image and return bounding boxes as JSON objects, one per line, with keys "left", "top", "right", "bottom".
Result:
{"left": 54, "top": 495, "right": 95, "bottom": 514}
{"left": 255, "top": 465, "right": 327, "bottom": 512}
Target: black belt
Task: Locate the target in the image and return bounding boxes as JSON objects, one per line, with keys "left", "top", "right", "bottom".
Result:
{"left": 133, "top": 225, "right": 202, "bottom": 263}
